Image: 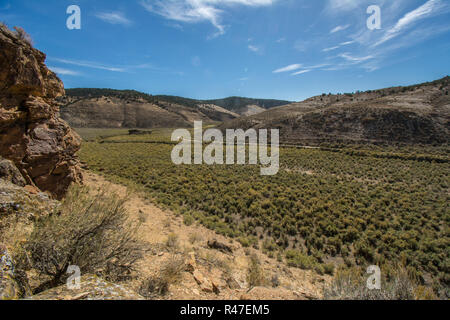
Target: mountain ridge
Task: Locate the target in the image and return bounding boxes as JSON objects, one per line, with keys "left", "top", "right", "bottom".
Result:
{"left": 59, "top": 88, "right": 291, "bottom": 128}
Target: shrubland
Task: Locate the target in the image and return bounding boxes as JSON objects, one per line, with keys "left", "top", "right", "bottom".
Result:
{"left": 78, "top": 131, "right": 449, "bottom": 297}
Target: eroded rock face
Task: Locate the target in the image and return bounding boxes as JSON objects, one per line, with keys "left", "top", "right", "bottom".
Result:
{"left": 0, "top": 25, "right": 82, "bottom": 199}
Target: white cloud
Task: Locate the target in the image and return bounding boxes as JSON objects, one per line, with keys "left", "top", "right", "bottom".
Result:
{"left": 374, "top": 0, "right": 447, "bottom": 46}
{"left": 51, "top": 58, "right": 126, "bottom": 72}
{"left": 322, "top": 40, "right": 354, "bottom": 52}
{"left": 330, "top": 24, "right": 349, "bottom": 33}
{"left": 273, "top": 64, "right": 302, "bottom": 73}
{"left": 326, "top": 0, "right": 359, "bottom": 12}
{"left": 95, "top": 12, "right": 132, "bottom": 25}
{"left": 291, "top": 69, "right": 311, "bottom": 76}
{"left": 49, "top": 67, "right": 81, "bottom": 76}
{"left": 322, "top": 46, "right": 340, "bottom": 52}
{"left": 49, "top": 58, "right": 157, "bottom": 73}
{"left": 248, "top": 44, "right": 260, "bottom": 52}
{"left": 140, "top": 0, "right": 276, "bottom": 36}
{"left": 339, "top": 53, "right": 373, "bottom": 63}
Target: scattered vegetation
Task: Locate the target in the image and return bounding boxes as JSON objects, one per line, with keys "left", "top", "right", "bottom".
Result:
{"left": 324, "top": 264, "right": 437, "bottom": 300}
{"left": 19, "top": 185, "right": 143, "bottom": 293}
{"left": 65, "top": 88, "right": 291, "bottom": 113}
{"left": 79, "top": 130, "right": 449, "bottom": 297}
{"left": 13, "top": 26, "right": 33, "bottom": 45}
{"left": 165, "top": 233, "right": 179, "bottom": 251}
{"left": 139, "top": 255, "right": 185, "bottom": 298}
{"left": 247, "top": 254, "right": 266, "bottom": 288}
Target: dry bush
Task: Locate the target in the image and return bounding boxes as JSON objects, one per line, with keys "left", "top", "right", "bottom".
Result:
{"left": 13, "top": 26, "right": 33, "bottom": 45}
{"left": 165, "top": 233, "right": 179, "bottom": 251}
{"left": 324, "top": 265, "right": 423, "bottom": 300}
{"left": 188, "top": 232, "right": 202, "bottom": 244}
{"left": 247, "top": 254, "right": 266, "bottom": 288}
{"left": 139, "top": 255, "right": 185, "bottom": 298}
{"left": 21, "top": 185, "right": 143, "bottom": 293}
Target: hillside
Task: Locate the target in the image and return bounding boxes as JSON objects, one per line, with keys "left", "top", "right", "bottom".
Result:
{"left": 59, "top": 89, "right": 290, "bottom": 128}
{"left": 220, "top": 77, "right": 450, "bottom": 145}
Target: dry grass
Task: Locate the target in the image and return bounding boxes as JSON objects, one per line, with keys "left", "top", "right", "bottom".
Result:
{"left": 139, "top": 255, "right": 185, "bottom": 298}
{"left": 323, "top": 264, "right": 433, "bottom": 300}
{"left": 13, "top": 26, "right": 33, "bottom": 45}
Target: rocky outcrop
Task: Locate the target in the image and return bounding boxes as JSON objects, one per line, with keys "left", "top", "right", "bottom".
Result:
{"left": 0, "top": 157, "right": 26, "bottom": 187}
{"left": 29, "top": 275, "right": 143, "bottom": 300}
{"left": 0, "top": 156, "right": 60, "bottom": 300}
{"left": 0, "top": 25, "right": 82, "bottom": 199}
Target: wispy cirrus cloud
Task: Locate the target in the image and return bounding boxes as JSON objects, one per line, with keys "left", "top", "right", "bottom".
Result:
{"left": 95, "top": 12, "right": 132, "bottom": 26}
{"left": 325, "top": 0, "right": 359, "bottom": 13}
{"left": 49, "top": 58, "right": 162, "bottom": 74}
{"left": 330, "top": 24, "right": 350, "bottom": 33}
{"left": 316, "top": 0, "right": 450, "bottom": 74}
{"left": 248, "top": 44, "right": 260, "bottom": 52}
{"left": 338, "top": 53, "right": 373, "bottom": 63}
{"left": 49, "top": 67, "right": 81, "bottom": 76}
{"left": 291, "top": 69, "right": 311, "bottom": 76}
{"left": 273, "top": 64, "right": 302, "bottom": 73}
{"left": 140, "top": 0, "right": 277, "bottom": 37}
{"left": 50, "top": 58, "right": 127, "bottom": 72}
{"left": 374, "top": 0, "right": 447, "bottom": 46}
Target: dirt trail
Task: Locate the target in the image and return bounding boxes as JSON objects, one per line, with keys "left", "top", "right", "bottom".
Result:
{"left": 84, "top": 171, "right": 329, "bottom": 300}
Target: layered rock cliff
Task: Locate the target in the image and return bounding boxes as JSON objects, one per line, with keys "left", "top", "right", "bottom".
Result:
{"left": 0, "top": 25, "right": 82, "bottom": 199}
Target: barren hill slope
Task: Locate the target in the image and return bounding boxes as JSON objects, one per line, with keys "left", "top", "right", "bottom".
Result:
{"left": 59, "top": 89, "right": 291, "bottom": 128}
{"left": 220, "top": 77, "right": 450, "bottom": 145}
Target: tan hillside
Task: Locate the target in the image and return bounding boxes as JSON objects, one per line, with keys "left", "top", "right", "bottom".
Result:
{"left": 59, "top": 95, "right": 235, "bottom": 128}
{"left": 58, "top": 89, "right": 292, "bottom": 129}
{"left": 220, "top": 77, "right": 450, "bottom": 145}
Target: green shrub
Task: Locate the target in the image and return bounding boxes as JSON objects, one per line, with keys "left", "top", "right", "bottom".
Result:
{"left": 247, "top": 254, "right": 266, "bottom": 288}
{"left": 285, "top": 250, "right": 317, "bottom": 270}
{"left": 183, "top": 214, "right": 194, "bottom": 226}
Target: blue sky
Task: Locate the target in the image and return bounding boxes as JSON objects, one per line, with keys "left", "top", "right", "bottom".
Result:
{"left": 1, "top": 0, "right": 449, "bottom": 101}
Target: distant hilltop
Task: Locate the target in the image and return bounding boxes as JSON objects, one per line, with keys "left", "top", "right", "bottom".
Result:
{"left": 58, "top": 77, "right": 449, "bottom": 146}
{"left": 58, "top": 88, "right": 291, "bottom": 128}
{"left": 220, "top": 76, "right": 450, "bottom": 145}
